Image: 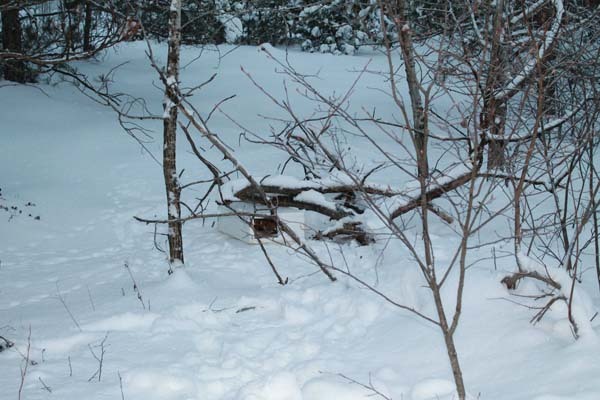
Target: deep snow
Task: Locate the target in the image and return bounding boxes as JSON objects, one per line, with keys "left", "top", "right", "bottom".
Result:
{"left": 1, "top": 42, "right": 600, "bottom": 400}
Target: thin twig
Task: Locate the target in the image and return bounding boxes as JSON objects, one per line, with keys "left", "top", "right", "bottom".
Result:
{"left": 88, "top": 333, "right": 109, "bottom": 382}
{"left": 18, "top": 327, "right": 32, "bottom": 400}
{"left": 118, "top": 371, "right": 125, "bottom": 400}
{"left": 38, "top": 377, "right": 52, "bottom": 393}
{"left": 87, "top": 285, "right": 96, "bottom": 312}
{"left": 124, "top": 262, "right": 146, "bottom": 310}
{"left": 56, "top": 283, "right": 82, "bottom": 332}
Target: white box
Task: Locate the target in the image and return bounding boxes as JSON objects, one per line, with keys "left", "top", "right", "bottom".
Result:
{"left": 217, "top": 201, "right": 308, "bottom": 244}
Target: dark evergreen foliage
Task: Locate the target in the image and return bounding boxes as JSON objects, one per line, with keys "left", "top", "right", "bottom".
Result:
{"left": 129, "top": 0, "right": 226, "bottom": 44}
{"left": 236, "top": 0, "right": 291, "bottom": 46}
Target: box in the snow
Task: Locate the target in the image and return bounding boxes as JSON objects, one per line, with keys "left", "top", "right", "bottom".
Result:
{"left": 217, "top": 201, "right": 307, "bottom": 244}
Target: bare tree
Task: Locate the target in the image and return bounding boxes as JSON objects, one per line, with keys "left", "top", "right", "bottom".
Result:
{"left": 162, "top": 0, "right": 185, "bottom": 266}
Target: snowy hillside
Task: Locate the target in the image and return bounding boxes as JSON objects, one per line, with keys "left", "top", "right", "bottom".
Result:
{"left": 2, "top": 42, "right": 600, "bottom": 400}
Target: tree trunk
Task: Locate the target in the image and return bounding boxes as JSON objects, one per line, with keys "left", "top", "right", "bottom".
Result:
{"left": 483, "top": 97, "right": 506, "bottom": 169}
{"left": 1, "top": 1, "right": 26, "bottom": 83}
{"left": 483, "top": 0, "right": 507, "bottom": 170}
{"left": 431, "top": 280, "right": 467, "bottom": 400}
{"left": 83, "top": 1, "right": 93, "bottom": 52}
{"left": 163, "top": 0, "right": 184, "bottom": 265}
{"left": 390, "top": 0, "right": 429, "bottom": 179}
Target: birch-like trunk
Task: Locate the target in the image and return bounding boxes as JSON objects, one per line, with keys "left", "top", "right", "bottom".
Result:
{"left": 163, "top": 0, "right": 184, "bottom": 265}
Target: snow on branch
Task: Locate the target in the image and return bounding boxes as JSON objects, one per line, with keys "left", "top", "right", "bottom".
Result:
{"left": 222, "top": 175, "right": 404, "bottom": 203}
{"left": 502, "top": 253, "right": 597, "bottom": 340}
{"left": 388, "top": 165, "right": 473, "bottom": 220}
{"left": 222, "top": 164, "right": 473, "bottom": 226}
{"left": 485, "top": 102, "right": 586, "bottom": 143}
{"left": 494, "top": 0, "right": 564, "bottom": 101}
{"left": 510, "top": 0, "right": 549, "bottom": 25}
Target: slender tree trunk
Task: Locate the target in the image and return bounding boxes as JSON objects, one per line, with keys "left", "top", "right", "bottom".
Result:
{"left": 400, "top": 34, "right": 428, "bottom": 180}
{"left": 61, "top": 0, "right": 73, "bottom": 58}
{"left": 163, "top": 0, "right": 184, "bottom": 265}
{"left": 1, "top": 1, "right": 26, "bottom": 83}
{"left": 430, "top": 267, "right": 467, "bottom": 400}
{"left": 483, "top": 0, "right": 507, "bottom": 170}
{"left": 390, "top": 0, "right": 429, "bottom": 179}
{"left": 83, "top": 1, "right": 93, "bottom": 52}
{"left": 380, "top": 2, "right": 465, "bottom": 397}
{"left": 590, "top": 141, "right": 600, "bottom": 291}
{"left": 441, "top": 328, "right": 466, "bottom": 399}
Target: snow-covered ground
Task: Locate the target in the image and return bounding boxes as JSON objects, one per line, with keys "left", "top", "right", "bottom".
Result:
{"left": 2, "top": 42, "right": 600, "bottom": 400}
